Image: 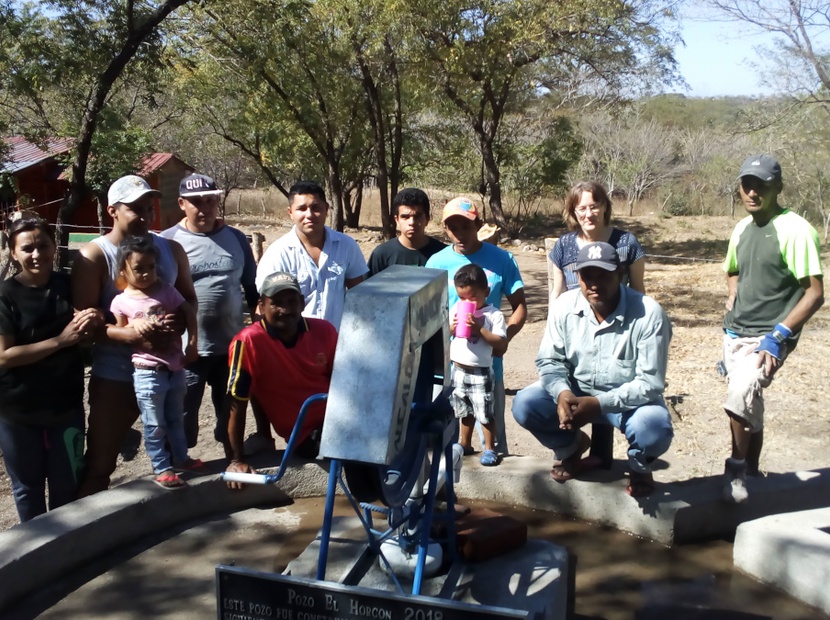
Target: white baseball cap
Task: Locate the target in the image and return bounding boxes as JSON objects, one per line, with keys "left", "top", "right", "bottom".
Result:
{"left": 107, "top": 175, "right": 161, "bottom": 206}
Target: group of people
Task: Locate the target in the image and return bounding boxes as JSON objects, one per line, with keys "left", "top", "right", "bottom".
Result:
{"left": 0, "top": 152, "right": 823, "bottom": 522}
{"left": 513, "top": 154, "right": 823, "bottom": 500}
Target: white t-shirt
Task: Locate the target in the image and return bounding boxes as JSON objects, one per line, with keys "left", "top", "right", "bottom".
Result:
{"left": 256, "top": 226, "right": 368, "bottom": 330}
{"left": 449, "top": 303, "right": 506, "bottom": 368}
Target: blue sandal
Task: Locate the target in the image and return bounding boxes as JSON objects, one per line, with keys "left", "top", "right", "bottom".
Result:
{"left": 480, "top": 449, "right": 499, "bottom": 466}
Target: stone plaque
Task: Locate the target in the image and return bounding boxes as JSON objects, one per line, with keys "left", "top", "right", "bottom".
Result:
{"left": 216, "top": 565, "right": 532, "bottom": 620}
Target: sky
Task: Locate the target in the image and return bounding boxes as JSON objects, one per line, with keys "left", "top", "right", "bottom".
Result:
{"left": 674, "top": 13, "right": 778, "bottom": 98}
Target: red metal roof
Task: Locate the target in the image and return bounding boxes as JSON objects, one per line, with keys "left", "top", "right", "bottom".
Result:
{"left": 139, "top": 152, "right": 176, "bottom": 175}
{"left": 1, "top": 136, "right": 74, "bottom": 174}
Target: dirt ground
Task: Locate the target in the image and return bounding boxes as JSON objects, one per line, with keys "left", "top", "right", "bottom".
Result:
{"left": 0, "top": 213, "right": 828, "bottom": 532}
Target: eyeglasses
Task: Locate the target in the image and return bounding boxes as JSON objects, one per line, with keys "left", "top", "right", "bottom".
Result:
{"left": 575, "top": 204, "right": 603, "bottom": 216}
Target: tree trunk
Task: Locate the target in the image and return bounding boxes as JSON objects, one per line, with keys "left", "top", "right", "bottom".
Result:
{"left": 479, "top": 136, "right": 509, "bottom": 233}
{"left": 96, "top": 191, "right": 108, "bottom": 235}
{"left": 326, "top": 164, "right": 345, "bottom": 232}
{"left": 354, "top": 41, "right": 394, "bottom": 239}
{"left": 54, "top": 0, "right": 192, "bottom": 268}
{"left": 351, "top": 185, "right": 363, "bottom": 228}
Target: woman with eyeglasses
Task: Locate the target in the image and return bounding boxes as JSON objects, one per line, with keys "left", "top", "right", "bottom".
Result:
{"left": 0, "top": 215, "right": 103, "bottom": 521}
{"left": 549, "top": 181, "right": 646, "bottom": 299}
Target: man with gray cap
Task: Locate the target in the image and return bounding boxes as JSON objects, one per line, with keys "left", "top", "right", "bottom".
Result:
{"left": 162, "top": 173, "right": 258, "bottom": 455}
{"left": 72, "top": 174, "right": 197, "bottom": 496}
{"left": 512, "top": 241, "right": 673, "bottom": 498}
{"left": 224, "top": 272, "right": 338, "bottom": 488}
{"left": 720, "top": 155, "right": 824, "bottom": 503}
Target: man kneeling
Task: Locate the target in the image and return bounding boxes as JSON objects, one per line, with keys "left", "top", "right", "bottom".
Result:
{"left": 224, "top": 272, "right": 337, "bottom": 488}
{"left": 512, "top": 242, "right": 673, "bottom": 497}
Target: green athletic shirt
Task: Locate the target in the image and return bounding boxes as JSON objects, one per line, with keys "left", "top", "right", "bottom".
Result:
{"left": 723, "top": 209, "right": 823, "bottom": 337}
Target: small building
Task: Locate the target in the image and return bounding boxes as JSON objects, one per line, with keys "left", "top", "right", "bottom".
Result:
{"left": 1, "top": 136, "right": 193, "bottom": 234}
{"left": 139, "top": 153, "right": 194, "bottom": 230}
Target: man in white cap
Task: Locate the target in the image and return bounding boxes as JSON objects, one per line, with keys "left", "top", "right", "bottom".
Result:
{"left": 72, "top": 174, "right": 197, "bottom": 496}
{"left": 162, "top": 173, "right": 258, "bottom": 456}
{"left": 512, "top": 241, "right": 673, "bottom": 498}
{"left": 425, "top": 197, "right": 527, "bottom": 459}
{"left": 720, "top": 154, "right": 824, "bottom": 503}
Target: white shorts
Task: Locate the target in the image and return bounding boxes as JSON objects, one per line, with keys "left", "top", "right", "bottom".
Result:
{"left": 722, "top": 334, "right": 783, "bottom": 432}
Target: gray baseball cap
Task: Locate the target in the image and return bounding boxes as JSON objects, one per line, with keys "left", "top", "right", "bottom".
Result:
{"left": 574, "top": 242, "right": 620, "bottom": 272}
{"left": 738, "top": 154, "right": 782, "bottom": 182}
{"left": 108, "top": 175, "right": 161, "bottom": 206}
{"left": 259, "top": 271, "right": 303, "bottom": 297}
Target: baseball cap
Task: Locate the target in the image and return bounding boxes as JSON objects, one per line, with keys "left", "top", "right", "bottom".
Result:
{"left": 108, "top": 175, "right": 161, "bottom": 206}
{"left": 442, "top": 196, "right": 480, "bottom": 222}
{"left": 179, "top": 173, "right": 223, "bottom": 197}
{"left": 738, "top": 154, "right": 782, "bottom": 182}
{"left": 574, "top": 242, "right": 620, "bottom": 272}
{"left": 259, "top": 271, "right": 303, "bottom": 297}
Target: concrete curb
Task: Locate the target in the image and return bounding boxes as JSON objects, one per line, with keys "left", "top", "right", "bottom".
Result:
{"left": 455, "top": 456, "right": 830, "bottom": 544}
{"left": 734, "top": 507, "right": 830, "bottom": 614}
{"left": 0, "top": 461, "right": 329, "bottom": 611}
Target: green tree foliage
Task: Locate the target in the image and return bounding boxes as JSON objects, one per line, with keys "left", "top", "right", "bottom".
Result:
{"left": 407, "top": 0, "right": 681, "bottom": 232}
{"left": 0, "top": 1, "right": 192, "bottom": 262}
{"left": 189, "top": 0, "right": 373, "bottom": 230}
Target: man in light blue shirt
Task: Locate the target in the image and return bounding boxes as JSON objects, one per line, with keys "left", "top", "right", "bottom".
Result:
{"left": 512, "top": 242, "right": 673, "bottom": 498}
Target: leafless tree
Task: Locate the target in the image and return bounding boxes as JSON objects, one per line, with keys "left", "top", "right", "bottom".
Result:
{"left": 708, "top": 1, "right": 830, "bottom": 107}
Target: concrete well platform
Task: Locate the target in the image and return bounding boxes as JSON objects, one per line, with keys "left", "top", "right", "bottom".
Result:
{"left": 2, "top": 454, "right": 830, "bottom": 614}
{"left": 286, "top": 515, "right": 571, "bottom": 620}
{"left": 734, "top": 507, "right": 830, "bottom": 615}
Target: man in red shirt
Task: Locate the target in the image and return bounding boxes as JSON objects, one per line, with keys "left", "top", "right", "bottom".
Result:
{"left": 224, "top": 272, "right": 337, "bottom": 487}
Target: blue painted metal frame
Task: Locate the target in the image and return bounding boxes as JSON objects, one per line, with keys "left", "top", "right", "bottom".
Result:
{"left": 316, "top": 415, "right": 458, "bottom": 596}
{"left": 220, "top": 391, "right": 459, "bottom": 596}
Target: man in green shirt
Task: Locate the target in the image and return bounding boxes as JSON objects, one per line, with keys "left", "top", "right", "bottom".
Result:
{"left": 721, "top": 154, "right": 824, "bottom": 503}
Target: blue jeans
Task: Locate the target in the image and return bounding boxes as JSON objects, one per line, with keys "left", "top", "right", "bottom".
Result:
{"left": 183, "top": 354, "right": 230, "bottom": 448}
{"left": 0, "top": 409, "right": 85, "bottom": 522}
{"left": 512, "top": 381, "right": 673, "bottom": 473}
{"left": 133, "top": 368, "right": 188, "bottom": 474}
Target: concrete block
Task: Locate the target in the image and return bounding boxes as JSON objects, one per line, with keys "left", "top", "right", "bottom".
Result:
{"left": 734, "top": 507, "right": 830, "bottom": 615}
{"left": 0, "top": 461, "right": 329, "bottom": 610}
{"left": 453, "top": 456, "right": 830, "bottom": 545}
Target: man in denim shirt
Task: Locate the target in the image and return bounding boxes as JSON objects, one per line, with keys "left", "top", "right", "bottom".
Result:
{"left": 512, "top": 242, "right": 673, "bottom": 498}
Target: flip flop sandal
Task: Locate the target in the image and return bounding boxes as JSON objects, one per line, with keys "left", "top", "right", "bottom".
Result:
{"left": 626, "top": 471, "right": 655, "bottom": 498}
{"left": 174, "top": 458, "right": 206, "bottom": 472}
{"left": 153, "top": 472, "right": 187, "bottom": 490}
{"left": 549, "top": 431, "right": 595, "bottom": 483}
{"left": 550, "top": 455, "right": 603, "bottom": 482}
{"left": 480, "top": 449, "right": 499, "bottom": 466}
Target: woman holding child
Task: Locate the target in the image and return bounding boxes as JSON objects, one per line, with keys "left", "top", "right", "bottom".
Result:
{"left": 550, "top": 181, "right": 646, "bottom": 298}
{"left": 0, "top": 215, "right": 102, "bottom": 522}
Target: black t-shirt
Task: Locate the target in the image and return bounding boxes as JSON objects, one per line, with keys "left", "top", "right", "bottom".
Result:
{"left": 367, "top": 237, "right": 447, "bottom": 276}
{"left": 0, "top": 272, "right": 84, "bottom": 426}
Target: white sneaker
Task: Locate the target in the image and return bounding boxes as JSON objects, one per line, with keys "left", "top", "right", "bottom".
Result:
{"left": 722, "top": 457, "right": 749, "bottom": 504}
{"left": 242, "top": 432, "right": 275, "bottom": 456}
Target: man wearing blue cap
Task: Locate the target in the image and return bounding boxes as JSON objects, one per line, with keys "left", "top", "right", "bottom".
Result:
{"left": 162, "top": 173, "right": 258, "bottom": 455}
{"left": 512, "top": 241, "right": 673, "bottom": 498}
{"left": 720, "top": 155, "right": 824, "bottom": 503}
